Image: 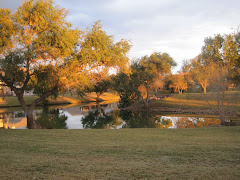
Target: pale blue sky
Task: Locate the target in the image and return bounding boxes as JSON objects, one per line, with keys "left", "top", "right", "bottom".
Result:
{"left": 1, "top": 0, "right": 240, "bottom": 71}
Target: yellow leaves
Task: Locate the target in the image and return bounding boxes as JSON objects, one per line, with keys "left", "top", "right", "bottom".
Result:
{"left": 138, "top": 84, "right": 147, "bottom": 98}
{"left": 78, "top": 21, "right": 131, "bottom": 73}
{"left": 11, "top": 0, "right": 80, "bottom": 59}
{"left": 0, "top": 9, "right": 15, "bottom": 52}
{"left": 170, "top": 72, "right": 188, "bottom": 94}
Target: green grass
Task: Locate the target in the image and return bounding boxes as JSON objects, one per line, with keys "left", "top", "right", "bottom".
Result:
{"left": 0, "top": 92, "right": 119, "bottom": 108}
{"left": 0, "top": 127, "right": 239, "bottom": 179}
{"left": 152, "top": 91, "right": 240, "bottom": 111}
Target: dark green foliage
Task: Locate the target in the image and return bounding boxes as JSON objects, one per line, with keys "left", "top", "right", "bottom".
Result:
{"left": 85, "top": 77, "right": 111, "bottom": 101}
{"left": 81, "top": 107, "right": 114, "bottom": 129}
{"left": 35, "top": 107, "right": 67, "bottom": 129}
{"left": 112, "top": 53, "right": 176, "bottom": 108}
{"left": 28, "top": 65, "right": 61, "bottom": 98}
{"left": 0, "top": 52, "right": 25, "bottom": 86}
{"left": 120, "top": 110, "right": 156, "bottom": 128}
{"left": 111, "top": 72, "right": 141, "bottom": 108}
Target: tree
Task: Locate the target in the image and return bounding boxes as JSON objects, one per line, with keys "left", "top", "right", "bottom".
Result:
{"left": 190, "top": 55, "right": 211, "bottom": 94}
{"left": 85, "top": 73, "right": 111, "bottom": 102}
{"left": 169, "top": 72, "right": 188, "bottom": 94}
{"left": 223, "top": 33, "right": 240, "bottom": 84}
{"left": 0, "top": 0, "right": 80, "bottom": 128}
{"left": 112, "top": 72, "right": 141, "bottom": 108}
{"left": 0, "top": 0, "right": 131, "bottom": 128}
{"left": 138, "top": 52, "right": 176, "bottom": 107}
{"left": 131, "top": 61, "right": 154, "bottom": 107}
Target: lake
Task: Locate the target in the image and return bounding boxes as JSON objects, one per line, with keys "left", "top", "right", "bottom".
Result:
{"left": 0, "top": 102, "right": 239, "bottom": 129}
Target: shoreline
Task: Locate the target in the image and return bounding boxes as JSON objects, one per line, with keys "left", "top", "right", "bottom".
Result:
{"left": 121, "top": 100, "right": 240, "bottom": 118}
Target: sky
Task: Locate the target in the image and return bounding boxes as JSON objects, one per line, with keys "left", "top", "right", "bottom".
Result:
{"left": 1, "top": 0, "right": 240, "bottom": 72}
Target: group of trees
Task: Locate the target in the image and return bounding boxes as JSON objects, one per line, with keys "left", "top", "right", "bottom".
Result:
{"left": 1, "top": 0, "right": 239, "bottom": 128}
{"left": 165, "top": 33, "right": 240, "bottom": 123}
{"left": 155, "top": 32, "right": 240, "bottom": 96}
{"left": 112, "top": 52, "right": 176, "bottom": 108}
{"left": 182, "top": 33, "right": 240, "bottom": 94}
{"left": 0, "top": 0, "right": 130, "bottom": 128}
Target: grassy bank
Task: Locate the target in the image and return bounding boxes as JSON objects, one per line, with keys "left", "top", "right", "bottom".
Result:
{"left": 0, "top": 127, "right": 239, "bottom": 179}
{"left": 158, "top": 92, "right": 240, "bottom": 109}
{"left": 125, "top": 92, "right": 240, "bottom": 118}
{"left": 0, "top": 92, "right": 119, "bottom": 108}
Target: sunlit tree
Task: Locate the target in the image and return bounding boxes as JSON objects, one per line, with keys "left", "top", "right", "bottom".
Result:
{"left": 189, "top": 55, "right": 211, "bottom": 94}
{"left": 0, "top": 0, "right": 80, "bottom": 127}
{"left": 138, "top": 52, "right": 176, "bottom": 106}
{"left": 169, "top": 72, "right": 188, "bottom": 94}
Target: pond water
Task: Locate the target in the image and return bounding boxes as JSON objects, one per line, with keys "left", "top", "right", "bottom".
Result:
{"left": 0, "top": 102, "right": 239, "bottom": 129}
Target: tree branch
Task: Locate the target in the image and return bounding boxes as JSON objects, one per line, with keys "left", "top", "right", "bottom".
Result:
{"left": 30, "top": 85, "right": 58, "bottom": 109}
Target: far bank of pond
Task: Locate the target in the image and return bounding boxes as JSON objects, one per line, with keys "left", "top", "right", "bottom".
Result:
{"left": 0, "top": 102, "right": 239, "bottom": 129}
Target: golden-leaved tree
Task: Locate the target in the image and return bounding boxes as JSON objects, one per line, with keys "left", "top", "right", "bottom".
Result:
{"left": 169, "top": 72, "right": 188, "bottom": 94}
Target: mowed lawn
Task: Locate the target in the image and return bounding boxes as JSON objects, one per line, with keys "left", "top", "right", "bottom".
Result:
{"left": 0, "top": 92, "right": 119, "bottom": 107}
{"left": 0, "top": 127, "right": 239, "bottom": 179}
{"left": 153, "top": 91, "right": 240, "bottom": 111}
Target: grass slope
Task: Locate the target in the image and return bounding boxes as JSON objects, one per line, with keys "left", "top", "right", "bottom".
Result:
{"left": 0, "top": 127, "right": 239, "bottom": 179}
{"left": 0, "top": 92, "right": 119, "bottom": 108}
{"left": 160, "top": 92, "right": 240, "bottom": 109}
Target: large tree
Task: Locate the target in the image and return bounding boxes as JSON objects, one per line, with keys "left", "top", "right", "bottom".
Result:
{"left": 189, "top": 54, "right": 211, "bottom": 94}
{"left": 0, "top": 0, "right": 80, "bottom": 128}
{"left": 0, "top": 0, "right": 131, "bottom": 128}
{"left": 138, "top": 52, "right": 176, "bottom": 106}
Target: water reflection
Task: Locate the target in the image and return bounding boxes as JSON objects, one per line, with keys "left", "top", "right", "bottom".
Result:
{"left": 0, "top": 102, "right": 238, "bottom": 129}
{"left": 81, "top": 105, "right": 123, "bottom": 129}
{"left": 120, "top": 111, "right": 156, "bottom": 128}
{"left": 155, "top": 116, "right": 221, "bottom": 128}
{"left": 35, "top": 106, "right": 68, "bottom": 129}
{"left": 0, "top": 111, "right": 27, "bottom": 129}
{"left": 155, "top": 116, "right": 173, "bottom": 128}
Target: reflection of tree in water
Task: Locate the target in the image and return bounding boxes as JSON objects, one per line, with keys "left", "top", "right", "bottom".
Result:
{"left": 35, "top": 107, "right": 67, "bottom": 129}
{"left": 155, "top": 115, "right": 173, "bottom": 128}
{"left": 81, "top": 104, "right": 123, "bottom": 129}
{"left": 120, "top": 111, "right": 157, "bottom": 128}
{"left": 176, "top": 117, "right": 221, "bottom": 128}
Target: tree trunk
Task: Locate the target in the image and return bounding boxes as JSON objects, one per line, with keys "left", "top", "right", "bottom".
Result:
{"left": 16, "top": 94, "right": 37, "bottom": 129}
{"left": 154, "top": 88, "right": 158, "bottom": 96}
{"left": 96, "top": 93, "right": 100, "bottom": 102}
{"left": 146, "top": 87, "right": 149, "bottom": 108}
{"left": 220, "top": 79, "right": 226, "bottom": 125}
{"left": 203, "top": 86, "right": 207, "bottom": 94}
{"left": 179, "top": 89, "right": 182, "bottom": 94}
{"left": 203, "top": 87, "right": 206, "bottom": 94}
{"left": 15, "top": 86, "right": 58, "bottom": 129}
{"left": 26, "top": 108, "right": 36, "bottom": 129}
{"left": 201, "top": 80, "right": 208, "bottom": 94}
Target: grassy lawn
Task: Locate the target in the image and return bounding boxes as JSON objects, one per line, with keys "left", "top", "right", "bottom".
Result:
{"left": 153, "top": 91, "right": 240, "bottom": 111}
{"left": 0, "top": 127, "right": 239, "bottom": 179}
{"left": 0, "top": 92, "right": 119, "bottom": 108}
